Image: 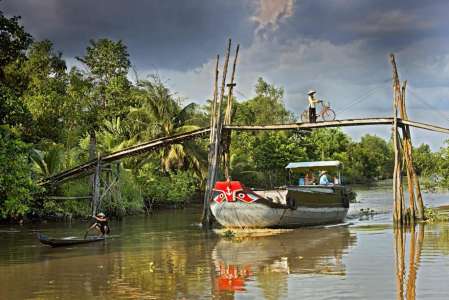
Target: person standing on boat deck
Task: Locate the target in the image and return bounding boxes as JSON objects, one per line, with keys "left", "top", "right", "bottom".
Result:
{"left": 308, "top": 90, "right": 321, "bottom": 123}
{"left": 84, "top": 212, "right": 110, "bottom": 238}
{"left": 319, "top": 171, "right": 330, "bottom": 185}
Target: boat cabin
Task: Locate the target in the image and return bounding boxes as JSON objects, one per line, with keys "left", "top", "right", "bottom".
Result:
{"left": 285, "top": 160, "right": 342, "bottom": 186}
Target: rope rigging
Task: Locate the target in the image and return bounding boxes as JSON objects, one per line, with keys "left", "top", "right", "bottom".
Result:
{"left": 335, "top": 78, "right": 391, "bottom": 115}
{"left": 407, "top": 86, "right": 449, "bottom": 124}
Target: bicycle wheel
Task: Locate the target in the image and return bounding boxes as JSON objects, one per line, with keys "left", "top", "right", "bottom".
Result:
{"left": 300, "top": 110, "right": 309, "bottom": 122}
{"left": 322, "top": 108, "right": 336, "bottom": 121}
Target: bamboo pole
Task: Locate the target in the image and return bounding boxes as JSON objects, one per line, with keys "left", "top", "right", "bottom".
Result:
{"left": 414, "top": 170, "right": 425, "bottom": 220}
{"left": 392, "top": 87, "right": 400, "bottom": 222}
{"left": 211, "top": 38, "right": 231, "bottom": 180}
{"left": 209, "top": 55, "right": 220, "bottom": 144}
{"left": 201, "top": 39, "right": 232, "bottom": 227}
{"left": 400, "top": 82, "right": 416, "bottom": 222}
{"left": 202, "top": 55, "right": 220, "bottom": 226}
{"left": 393, "top": 92, "right": 403, "bottom": 223}
{"left": 223, "top": 44, "right": 240, "bottom": 179}
{"left": 393, "top": 103, "right": 403, "bottom": 223}
{"left": 391, "top": 53, "right": 424, "bottom": 221}
{"left": 91, "top": 155, "right": 101, "bottom": 216}
{"left": 391, "top": 54, "right": 404, "bottom": 224}
{"left": 215, "top": 38, "right": 232, "bottom": 145}
{"left": 401, "top": 82, "right": 424, "bottom": 219}
{"left": 224, "top": 44, "right": 239, "bottom": 125}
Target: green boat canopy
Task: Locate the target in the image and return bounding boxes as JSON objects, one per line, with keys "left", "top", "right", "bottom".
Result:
{"left": 285, "top": 161, "right": 342, "bottom": 172}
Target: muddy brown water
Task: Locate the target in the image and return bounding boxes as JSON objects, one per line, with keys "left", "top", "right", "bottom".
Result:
{"left": 1, "top": 184, "right": 449, "bottom": 299}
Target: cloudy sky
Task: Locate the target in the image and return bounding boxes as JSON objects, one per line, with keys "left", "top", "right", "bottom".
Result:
{"left": 2, "top": 0, "right": 449, "bottom": 149}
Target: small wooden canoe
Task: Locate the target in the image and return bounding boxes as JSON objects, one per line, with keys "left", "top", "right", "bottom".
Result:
{"left": 37, "top": 233, "right": 105, "bottom": 247}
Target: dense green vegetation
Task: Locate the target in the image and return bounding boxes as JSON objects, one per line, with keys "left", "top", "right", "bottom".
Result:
{"left": 0, "top": 11, "right": 447, "bottom": 221}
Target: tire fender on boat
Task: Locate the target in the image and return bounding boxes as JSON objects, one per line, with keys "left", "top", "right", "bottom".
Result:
{"left": 286, "top": 197, "right": 297, "bottom": 210}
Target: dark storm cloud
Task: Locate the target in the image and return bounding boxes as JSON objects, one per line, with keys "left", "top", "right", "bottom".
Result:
{"left": 2, "top": 0, "right": 449, "bottom": 148}
{"left": 1, "top": 0, "right": 256, "bottom": 70}
{"left": 3, "top": 0, "right": 448, "bottom": 72}
{"left": 276, "top": 0, "right": 449, "bottom": 50}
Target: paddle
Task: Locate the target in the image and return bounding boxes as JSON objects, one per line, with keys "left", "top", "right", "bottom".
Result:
{"left": 84, "top": 215, "right": 96, "bottom": 239}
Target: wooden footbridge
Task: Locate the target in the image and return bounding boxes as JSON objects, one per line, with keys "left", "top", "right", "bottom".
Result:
{"left": 40, "top": 118, "right": 449, "bottom": 186}
{"left": 41, "top": 39, "right": 449, "bottom": 227}
{"left": 39, "top": 127, "right": 211, "bottom": 185}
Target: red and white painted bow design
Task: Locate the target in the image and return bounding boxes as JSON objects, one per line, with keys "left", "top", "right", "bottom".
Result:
{"left": 212, "top": 180, "right": 259, "bottom": 203}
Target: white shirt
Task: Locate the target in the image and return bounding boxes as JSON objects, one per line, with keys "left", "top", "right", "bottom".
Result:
{"left": 308, "top": 95, "right": 319, "bottom": 108}
{"left": 319, "top": 174, "right": 330, "bottom": 185}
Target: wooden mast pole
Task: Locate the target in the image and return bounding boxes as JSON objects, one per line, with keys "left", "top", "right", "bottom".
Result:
{"left": 201, "top": 39, "right": 232, "bottom": 227}
{"left": 202, "top": 55, "right": 220, "bottom": 227}
{"left": 209, "top": 55, "right": 220, "bottom": 143}
{"left": 224, "top": 44, "right": 239, "bottom": 125}
{"left": 223, "top": 44, "right": 240, "bottom": 179}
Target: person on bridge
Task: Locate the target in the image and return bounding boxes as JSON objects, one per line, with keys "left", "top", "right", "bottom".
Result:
{"left": 84, "top": 212, "right": 110, "bottom": 238}
{"left": 307, "top": 90, "right": 321, "bottom": 123}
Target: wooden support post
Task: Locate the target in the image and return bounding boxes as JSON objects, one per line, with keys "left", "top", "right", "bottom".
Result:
{"left": 223, "top": 44, "right": 240, "bottom": 179}
{"left": 391, "top": 54, "right": 425, "bottom": 222}
{"left": 392, "top": 101, "right": 403, "bottom": 224}
{"left": 202, "top": 39, "right": 232, "bottom": 228}
{"left": 91, "top": 155, "right": 101, "bottom": 216}
{"left": 391, "top": 54, "right": 404, "bottom": 224}
{"left": 400, "top": 82, "right": 416, "bottom": 222}
{"left": 106, "top": 164, "right": 112, "bottom": 213}
{"left": 400, "top": 82, "right": 424, "bottom": 219}
{"left": 114, "top": 162, "right": 122, "bottom": 215}
{"left": 89, "top": 130, "right": 97, "bottom": 213}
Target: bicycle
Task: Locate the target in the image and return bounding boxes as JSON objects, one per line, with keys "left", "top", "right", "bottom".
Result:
{"left": 300, "top": 100, "right": 336, "bottom": 122}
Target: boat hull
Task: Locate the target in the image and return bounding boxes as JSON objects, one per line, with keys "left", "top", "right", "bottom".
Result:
{"left": 210, "top": 181, "right": 351, "bottom": 228}
{"left": 210, "top": 200, "right": 348, "bottom": 228}
{"left": 37, "top": 233, "right": 105, "bottom": 247}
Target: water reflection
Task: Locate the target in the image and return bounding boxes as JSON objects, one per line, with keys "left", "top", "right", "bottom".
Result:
{"left": 212, "top": 227, "right": 356, "bottom": 299}
{"left": 394, "top": 224, "right": 424, "bottom": 300}
{"left": 0, "top": 212, "right": 218, "bottom": 299}
{"left": 2, "top": 208, "right": 449, "bottom": 299}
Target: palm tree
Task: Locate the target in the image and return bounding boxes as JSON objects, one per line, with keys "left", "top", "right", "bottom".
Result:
{"left": 129, "top": 77, "right": 208, "bottom": 180}
{"left": 30, "top": 144, "right": 65, "bottom": 177}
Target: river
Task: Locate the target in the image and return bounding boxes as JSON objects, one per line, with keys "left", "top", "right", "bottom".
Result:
{"left": 1, "top": 183, "right": 449, "bottom": 299}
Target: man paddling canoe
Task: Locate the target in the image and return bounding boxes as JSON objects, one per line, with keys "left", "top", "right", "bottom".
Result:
{"left": 84, "top": 212, "right": 110, "bottom": 238}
